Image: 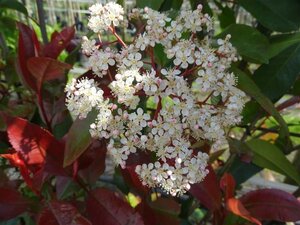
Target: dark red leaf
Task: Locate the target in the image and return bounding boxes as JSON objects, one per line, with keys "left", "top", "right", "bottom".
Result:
{"left": 38, "top": 200, "right": 91, "bottom": 225}
{"left": 42, "top": 26, "right": 75, "bottom": 59}
{"left": 135, "top": 202, "right": 156, "bottom": 225}
{"left": 136, "top": 199, "right": 180, "bottom": 225}
{"left": 78, "top": 140, "right": 107, "bottom": 184}
{"left": 240, "top": 189, "right": 300, "bottom": 222}
{"left": 16, "top": 22, "right": 40, "bottom": 91}
{"left": 86, "top": 188, "right": 144, "bottom": 225}
{"left": 121, "top": 152, "right": 152, "bottom": 196}
{"left": 227, "top": 198, "right": 262, "bottom": 225}
{"left": 189, "top": 166, "right": 222, "bottom": 212}
{"left": 121, "top": 165, "right": 150, "bottom": 196}
{"left": 0, "top": 187, "right": 29, "bottom": 220}
{"left": 27, "top": 57, "right": 71, "bottom": 93}
{"left": 220, "top": 173, "right": 236, "bottom": 200}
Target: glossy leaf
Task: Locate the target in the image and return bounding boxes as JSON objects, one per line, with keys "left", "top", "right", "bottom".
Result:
{"left": 27, "top": 57, "right": 71, "bottom": 93}
{"left": 227, "top": 198, "right": 262, "bottom": 225}
{"left": 0, "top": 187, "right": 29, "bottom": 220}
{"left": 189, "top": 166, "right": 222, "bottom": 212}
{"left": 216, "top": 3, "right": 235, "bottom": 29}
{"left": 160, "top": 0, "right": 183, "bottom": 11}
{"left": 16, "top": 22, "right": 40, "bottom": 91}
{"left": 238, "top": 0, "right": 300, "bottom": 32}
{"left": 253, "top": 43, "right": 300, "bottom": 101}
{"left": 218, "top": 24, "right": 270, "bottom": 63}
{"left": 136, "top": 0, "right": 164, "bottom": 10}
{"left": 38, "top": 200, "right": 91, "bottom": 225}
{"left": 246, "top": 139, "right": 300, "bottom": 185}
{"left": 43, "top": 26, "right": 75, "bottom": 59}
{"left": 220, "top": 173, "right": 236, "bottom": 200}
{"left": 141, "top": 198, "right": 181, "bottom": 225}
{"left": 86, "top": 188, "right": 144, "bottom": 225}
{"left": 268, "top": 32, "right": 300, "bottom": 59}
{"left": 78, "top": 140, "right": 107, "bottom": 184}
{"left": 0, "top": 0, "right": 28, "bottom": 15}
{"left": 3, "top": 115, "right": 65, "bottom": 178}
{"left": 229, "top": 158, "right": 261, "bottom": 186}
{"left": 240, "top": 189, "right": 300, "bottom": 222}
{"left": 121, "top": 165, "right": 150, "bottom": 196}
{"left": 64, "top": 110, "right": 97, "bottom": 167}
{"left": 233, "top": 68, "right": 290, "bottom": 148}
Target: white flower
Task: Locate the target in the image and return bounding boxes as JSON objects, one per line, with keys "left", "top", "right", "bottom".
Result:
{"left": 66, "top": 3, "right": 247, "bottom": 196}
{"left": 81, "top": 36, "right": 97, "bottom": 55}
{"left": 65, "top": 78, "right": 104, "bottom": 119}
{"left": 88, "top": 48, "right": 115, "bottom": 77}
{"left": 128, "top": 108, "right": 151, "bottom": 128}
{"left": 88, "top": 2, "right": 124, "bottom": 33}
{"left": 123, "top": 52, "right": 143, "bottom": 69}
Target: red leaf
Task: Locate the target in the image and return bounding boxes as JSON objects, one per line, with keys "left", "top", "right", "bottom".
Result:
{"left": 135, "top": 202, "right": 156, "bottom": 225}
{"left": 0, "top": 187, "right": 29, "bottom": 220}
{"left": 227, "top": 198, "right": 262, "bottom": 225}
{"left": 16, "top": 22, "right": 40, "bottom": 91}
{"left": 78, "top": 140, "right": 107, "bottom": 184}
{"left": 42, "top": 26, "right": 75, "bottom": 59}
{"left": 220, "top": 173, "right": 236, "bottom": 200}
{"left": 4, "top": 115, "right": 62, "bottom": 165}
{"left": 3, "top": 115, "right": 66, "bottom": 179}
{"left": 86, "top": 188, "right": 144, "bottom": 225}
{"left": 38, "top": 200, "right": 91, "bottom": 225}
{"left": 121, "top": 152, "right": 152, "bottom": 196}
{"left": 27, "top": 57, "right": 72, "bottom": 93}
{"left": 189, "top": 166, "right": 222, "bottom": 212}
{"left": 121, "top": 166, "right": 150, "bottom": 196}
{"left": 136, "top": 199, "right": 180, "bottom": 225}
{"left": 240, "top": 189, "right": 300, "bottom": 222}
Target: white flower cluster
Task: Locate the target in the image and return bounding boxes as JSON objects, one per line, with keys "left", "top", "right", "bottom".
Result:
{"left": 88, "top": 2, "right": 125, "bottom": 33}
{"left": 65, "top": 3, "right": 247, "bottom": 196}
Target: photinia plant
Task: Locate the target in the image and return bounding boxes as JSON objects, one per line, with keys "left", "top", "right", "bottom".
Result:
{"left": 0, "top": 0, "right": 300, "bottom": 225}
{"left": 65, "top": 2, "right": 246, "bottom": 196}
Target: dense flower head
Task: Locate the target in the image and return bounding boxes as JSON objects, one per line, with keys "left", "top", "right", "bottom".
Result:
{"left": 88, "top": 2, "right": 125, "bottom": 33}
{"left": 66, "top": 3, "right": 247, "bottom": 196}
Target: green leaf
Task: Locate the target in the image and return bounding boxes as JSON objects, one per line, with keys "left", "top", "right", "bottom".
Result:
{"left": 233, "top": 67, "right": 290, "bottom": 143}
{"left": 217, "top": 24, "right": 270, "bottom": 63}
{"left": 136, "top": 0, "right": 164, "bottom": 10}
{"left": 160, "top": 0, "right": 183, "bottom": 11}
{"left": 253, "top": 43, "right": 300, "bottom": 101}
{"left": 238, "top": 0, "right": 300, "bottom": 32}
{"left": 215, "top": 2, "right": 235, "bottom": 29}
{"left": 290, "top": 79, "right": 300, "bottom": 95}
{"left": 154, "top": 43, "right": 170, "bottom": 67}
{"left": 246, "top": 139, "right": 300, "bottom": 185}
{"left": 268, "top": 32, "right": 300, "bottom": 59}
{"left": 229, "top": 158, "right": 261, "bottom": 185}
{"left": 63, "top": 110, "right": 97, "bottom": 167}
{"left": 0, "top": 0, "right": 28, "bottom": 15}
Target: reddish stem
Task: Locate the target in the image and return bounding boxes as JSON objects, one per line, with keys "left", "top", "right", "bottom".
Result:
{"left": 154, "top": 97, "right": 162, "bottom": 120}
{"left": 108, "top": 26, "right": 127, "bottom": 48}
{"left": 181, "top": 65, "right": 199, "bottom": 77}
{"left": 276, "top": 96, "right": 300, "bottom": 111}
